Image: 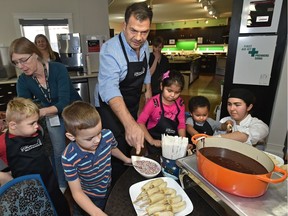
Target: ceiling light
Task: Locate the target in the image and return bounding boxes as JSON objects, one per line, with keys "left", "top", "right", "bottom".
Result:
{"left": 208, "top": 7, "right": 216, "bottom": 15}
{"left": 249, "top": 3, "right": 256, "bottom": 11}
{"left": 202, "top": 1, "right": 209, "bottom": 10}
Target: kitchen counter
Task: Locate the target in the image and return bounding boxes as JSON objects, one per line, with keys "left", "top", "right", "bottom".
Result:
{"left": 177, "top": 155, "right": 288, "bottom": 216}
{"left": 0, "top": 72, "right": 97, "bottom": 84}
{"left": 0, "top": 72, "right": 98, "bottom": 110}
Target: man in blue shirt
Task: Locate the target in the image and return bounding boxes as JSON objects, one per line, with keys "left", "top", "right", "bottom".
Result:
{"left": 95, "top": 2, "right": 153, "bottom": 183}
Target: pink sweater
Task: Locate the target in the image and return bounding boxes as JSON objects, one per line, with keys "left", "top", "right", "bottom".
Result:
{"left": 137, "top": 94, "right": 186, "bottom": 130}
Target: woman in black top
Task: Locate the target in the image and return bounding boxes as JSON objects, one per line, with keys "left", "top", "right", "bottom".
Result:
{"left": 149, "top": 36, "right": 170, "bottom": 96}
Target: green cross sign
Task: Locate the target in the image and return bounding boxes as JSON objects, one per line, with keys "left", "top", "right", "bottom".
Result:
{"left": 248, "top": 48, "right": 259, "bottom": 57}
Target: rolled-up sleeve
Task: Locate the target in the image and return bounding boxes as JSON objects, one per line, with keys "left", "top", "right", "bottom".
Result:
{"left": 98, "top": 43, "right": 123, "bottom": 104}
{"left": 240, "top": 118, "right": 269, "bottom": 145}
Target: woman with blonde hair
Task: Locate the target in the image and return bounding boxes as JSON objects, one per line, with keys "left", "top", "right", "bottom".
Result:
{"left": 34, "top": 34, "right": 61, "bottom": 62}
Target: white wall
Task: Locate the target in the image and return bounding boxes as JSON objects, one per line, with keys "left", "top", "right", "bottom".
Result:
{"left": 0, "top": 0, "right": 110, "bottom": 46}
{"left": 266, "top": 46, "right": 287, "bottom": 157}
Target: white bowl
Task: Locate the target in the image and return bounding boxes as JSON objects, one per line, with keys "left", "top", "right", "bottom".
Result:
{"left": 131, "top": 156, "right": 161, "bottom": 178}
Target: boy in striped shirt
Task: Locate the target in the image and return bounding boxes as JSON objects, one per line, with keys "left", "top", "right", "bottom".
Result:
{"left": 62, "top": 101, "right": 131, "bottom": 216}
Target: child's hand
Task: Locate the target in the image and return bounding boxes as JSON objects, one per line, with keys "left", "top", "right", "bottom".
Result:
{"left": 225, "top": 120, "right": 234, "bottom": 133}
{"left": 0, "top": 172, "right": 13, "bottom": 186}
{"left": 150, "top": 139, "right": 161, "bottom": 148}
{"left": 124, "top": 157, "right": 132, "bottom": 165}
{"left": 187, "top": 144, "right": 194, "bottom": 150}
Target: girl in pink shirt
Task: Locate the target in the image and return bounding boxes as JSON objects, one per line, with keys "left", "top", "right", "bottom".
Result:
{"left": 137, "top": 70, "right": 186, "bottom": 155}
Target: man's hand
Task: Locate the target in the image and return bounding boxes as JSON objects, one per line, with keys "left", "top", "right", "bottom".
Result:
{"left": 125, "top": 121, "right": 144, "bottom": 154}
{"left": 109, "top": 96, "right": 145, "bottom": 154}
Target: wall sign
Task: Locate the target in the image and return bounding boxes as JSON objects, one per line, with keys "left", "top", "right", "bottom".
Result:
{"left": 233, "top": 35, "right": 277, "bottom": 86}
{"left": 240, "top": 0, "right": 283, "bottom": 33}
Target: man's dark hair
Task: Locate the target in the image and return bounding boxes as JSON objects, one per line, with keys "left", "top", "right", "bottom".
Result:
{"left": 125, "top": 2, "right": 153, "bottom": 24}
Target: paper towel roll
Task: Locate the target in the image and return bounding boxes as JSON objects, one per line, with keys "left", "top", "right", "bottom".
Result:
{"left": 86, "top": 55, "right": 92, "bottom": 75}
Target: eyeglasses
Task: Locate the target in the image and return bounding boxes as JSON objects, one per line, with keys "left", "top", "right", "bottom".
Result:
{"left": 12, "top": 54, "right": 32, "bottom": 66}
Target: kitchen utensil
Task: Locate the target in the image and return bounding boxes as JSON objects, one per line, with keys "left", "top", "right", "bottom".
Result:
{"left": 161, "top": 134, "right": 188, "bottom": 160}
{"left": 191, "top": 134, "right": 287, "bottom": 197}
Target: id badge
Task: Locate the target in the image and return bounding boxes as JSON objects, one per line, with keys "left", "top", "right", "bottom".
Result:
{"left": 48, "top": 115, "right": 61, "bottom": 127}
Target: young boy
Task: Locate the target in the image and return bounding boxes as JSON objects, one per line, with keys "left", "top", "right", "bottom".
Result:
{"left": 186, "top": 96, "right": 232, "bottom": 137}
{"left": 61, "top": 101, "right": 132, "bottom": 216}
{"left": 0, "top": 97, "right": 71, "bottom": 216}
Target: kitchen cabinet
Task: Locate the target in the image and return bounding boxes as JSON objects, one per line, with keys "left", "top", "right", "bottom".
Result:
{"left": 148, "top": 26, "right": 229, "bottom": 45}
{"left": 199, "top": 55, "right": 217, "bottom": 73}
{"left": 169, "top": 56, "right": 200, "bottom": 89}
{"left": 0, "top": 83, "right": 17, "bottom": 111}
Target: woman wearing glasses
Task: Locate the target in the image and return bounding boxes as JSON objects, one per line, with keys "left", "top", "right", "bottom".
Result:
{"left": 9, "top": 37, "right": 82, "bottom": 193}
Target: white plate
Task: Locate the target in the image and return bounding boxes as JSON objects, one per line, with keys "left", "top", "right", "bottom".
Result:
{"left": 264, "top": 151, "right": 284, "bottom": 166}
{"left": 129, "top": 177, "right": 193, "bottom": 216}
{"left": 132, "top": 156, "right": 161, "bottom": 178}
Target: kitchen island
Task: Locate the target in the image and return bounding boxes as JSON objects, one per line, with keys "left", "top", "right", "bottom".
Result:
{"left": 168, "top": 55, "right": 201, "bottom": 89}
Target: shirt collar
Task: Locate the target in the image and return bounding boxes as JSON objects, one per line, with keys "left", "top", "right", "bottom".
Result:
{"left": 120, "top": 32, "right": 147, "bottom": 56}
{"left": 238, "top": 114, "right": 252, "bottom": 126}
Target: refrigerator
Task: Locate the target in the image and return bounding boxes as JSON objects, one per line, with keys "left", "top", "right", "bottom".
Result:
{"left": 81, "top": 35, "right": 108, "bottom": 74}
{"left": 57, "top": 33, "right": 83, "bottom": 71}
{"left": 0, "top": 47, "right": 16, "bottom": 79}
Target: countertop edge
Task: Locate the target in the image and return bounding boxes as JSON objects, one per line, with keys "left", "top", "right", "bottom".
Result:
{"left": 0, "top": 72, "right": 98, "bottom": 84}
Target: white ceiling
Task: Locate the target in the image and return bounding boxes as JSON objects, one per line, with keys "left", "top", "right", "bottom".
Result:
{"left": 108, "top": 0, "right": 233, "bottom": 23}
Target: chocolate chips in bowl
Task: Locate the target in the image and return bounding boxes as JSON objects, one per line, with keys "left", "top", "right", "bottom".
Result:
{"left": 132, "top": 156, "right": 161, "bottom": 178}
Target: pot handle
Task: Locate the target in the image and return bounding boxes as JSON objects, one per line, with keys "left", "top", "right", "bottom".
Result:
{"left": 256, "top": 166, "right": 287, "bottom": 184}
{"left": 191, "top": 134, "right": 208, "bottom": 145}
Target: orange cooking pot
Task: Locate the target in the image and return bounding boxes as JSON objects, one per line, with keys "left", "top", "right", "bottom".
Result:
{"left": 192, "top": 134, "right": 287, "bottom": 197}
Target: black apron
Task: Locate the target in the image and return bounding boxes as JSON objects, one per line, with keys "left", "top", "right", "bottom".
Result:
{"left": 98, "top": 34, "right": 147, "bottom": 151}
{"left": 147, "top": 95, "right": 180, "bottom": 155}
{"left": 5, "top": 131, "right": 71, "bottom": 216}
{"left": 97, "top": 34, "right": 148, "bottom": 184}
{"left": 193, "top": 119, "right": 214, "bottom": 135}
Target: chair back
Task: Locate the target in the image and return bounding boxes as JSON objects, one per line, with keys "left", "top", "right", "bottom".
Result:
{"left": 0, "top": 174, "right": 57, "bottom": 215}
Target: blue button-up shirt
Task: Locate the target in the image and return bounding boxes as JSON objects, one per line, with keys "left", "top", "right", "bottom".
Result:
{"left": 94, "top": 32, "right": 151, "bottom": 106}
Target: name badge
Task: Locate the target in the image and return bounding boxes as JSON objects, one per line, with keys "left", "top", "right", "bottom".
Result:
{"left": 48, "top": 115, "right": 61, "bottom": 127}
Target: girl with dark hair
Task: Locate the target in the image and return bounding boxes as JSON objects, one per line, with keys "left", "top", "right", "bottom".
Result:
{"left": 137, "top": 70, "right": 186, "bottom": 155}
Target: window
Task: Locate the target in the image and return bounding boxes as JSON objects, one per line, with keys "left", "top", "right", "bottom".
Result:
{"left": 13, "top": 13, "right": 73, "bottom": 52}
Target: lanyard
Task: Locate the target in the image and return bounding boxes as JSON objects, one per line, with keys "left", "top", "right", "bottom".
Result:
{"left": 33, "top": 64, "right": 52, "bottom": 103}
